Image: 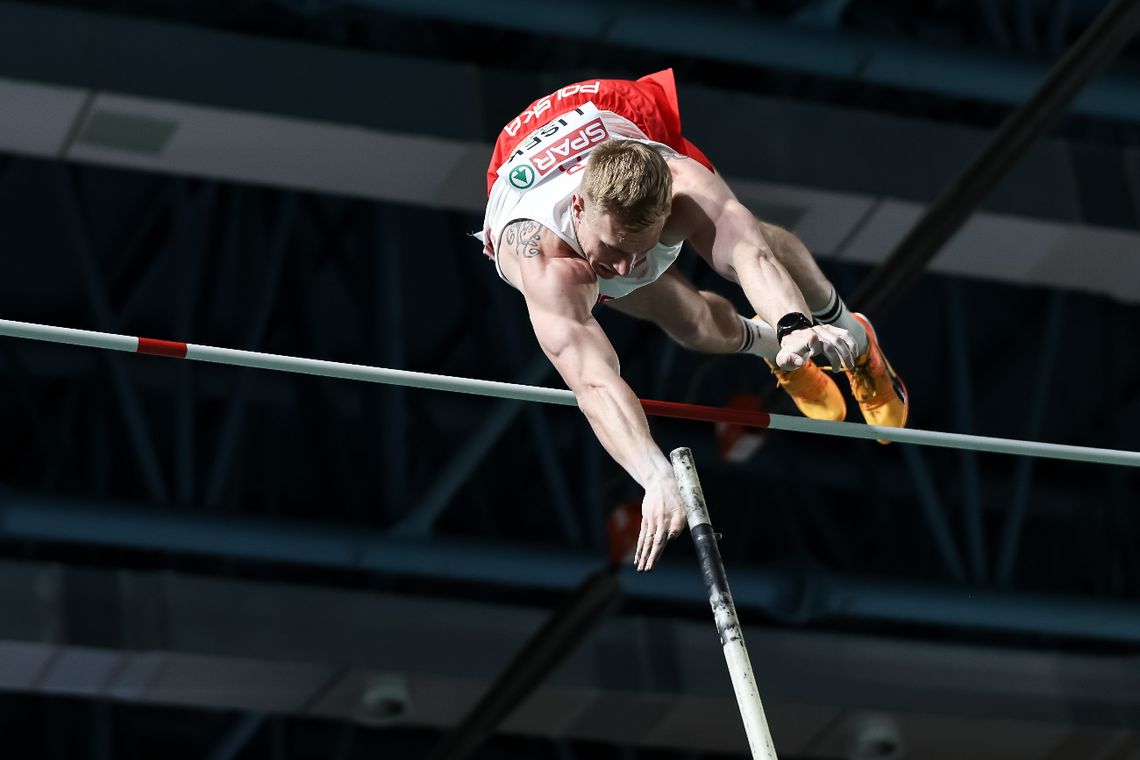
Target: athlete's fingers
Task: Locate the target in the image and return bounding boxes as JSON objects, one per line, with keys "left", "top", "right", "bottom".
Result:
{"left": 638, "top": 515, "right": 659, "bottom": 572}
{"left": 831, "top": 342, "right": 852, "bottom": 372}
{"left": 644, "top": 524, "right": 670, "bottom": 571}
{"left": 634, "top": 517, "right": 650, "bottom": 569}
{"left": 776, "top": 349, "right": 805, "bottom": 371}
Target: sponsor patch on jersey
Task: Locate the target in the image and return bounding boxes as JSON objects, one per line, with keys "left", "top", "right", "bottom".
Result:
{"left": 507, "top": 164, "right": 535, "bottom": 189}
{"left": 497, "top": 102, "right": 610, "bottom": 189}
{"left": 531, "top": 117, "right": 607, "bottom": 176}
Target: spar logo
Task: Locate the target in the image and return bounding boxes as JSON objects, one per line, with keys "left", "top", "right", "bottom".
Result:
{"left": 508, "top": 164, "right": 535, "bottom": 189}
{"left": 532, "top": 118, "right": 608, "bottom": 176}
{"left": 503, "top": 108, "right": 589, "bottom": 168}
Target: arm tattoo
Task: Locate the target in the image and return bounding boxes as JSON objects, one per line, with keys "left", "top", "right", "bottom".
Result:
{"left": 505, "top": 220, "right": 542, "bottom": 258}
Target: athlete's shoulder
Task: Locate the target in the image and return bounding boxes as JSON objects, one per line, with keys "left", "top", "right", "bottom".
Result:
{"left": 506, "top": 221, "right": 597, "bottom": 302}
{"left": 501, "top": 219, "right": 577, "bottom": 261}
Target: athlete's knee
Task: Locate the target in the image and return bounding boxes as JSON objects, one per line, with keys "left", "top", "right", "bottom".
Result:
{"left": 666, "top": 291, "right": 737, "bottom": 351}
{"left": 756, "top": 221, "right": 808, "bottom": 262}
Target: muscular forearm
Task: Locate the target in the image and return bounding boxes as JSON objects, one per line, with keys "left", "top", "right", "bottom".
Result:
{"left": 574, "top": 378, "right": 673, "bottom": 489}
{"left": 733, "top": 243, "right": 811, "bottom": 328}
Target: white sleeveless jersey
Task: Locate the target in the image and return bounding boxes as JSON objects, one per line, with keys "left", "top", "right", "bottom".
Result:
{"left": 480, "top": 102, "right": 683, "bottom": 301}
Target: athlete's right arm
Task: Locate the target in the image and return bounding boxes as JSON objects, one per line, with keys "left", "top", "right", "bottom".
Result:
{"left": 507, "top": 221, "right": 686, "bottom": 571}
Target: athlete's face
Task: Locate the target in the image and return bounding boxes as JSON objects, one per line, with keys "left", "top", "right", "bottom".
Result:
{"left": 571, "top": 194, "right": 665, "bottom": 280}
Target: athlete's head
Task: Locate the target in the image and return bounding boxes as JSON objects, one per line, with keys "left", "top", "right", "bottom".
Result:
{"left": 571, "top": 140, "right": 672, "bottom": 279}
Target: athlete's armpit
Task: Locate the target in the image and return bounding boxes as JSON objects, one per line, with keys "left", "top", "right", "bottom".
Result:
{"left": 503, "top": 220, "right": 543, "bottom": 258}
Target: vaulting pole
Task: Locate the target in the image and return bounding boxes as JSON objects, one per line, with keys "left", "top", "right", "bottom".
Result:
{"left": 671, "top": 447, "right": 777, "bottom": 760}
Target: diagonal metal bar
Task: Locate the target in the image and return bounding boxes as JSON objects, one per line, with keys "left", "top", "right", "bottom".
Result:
{"left": 205, "top": 712, "right": 265, "bottom": 760}
{"left": 848, "top": 0, "right": 1140, "bottom": 317}
{"left": 946, "top": 281, "right": 986, "bottom": 582}
{"left": 902, "top": 446, "right": 968, "bottom": 582}
{"left": 56, "top": 166, "right": 169, "bottom": 502}
{"left": 205, "top": 192, "right": 298, "bottom": 508}
{"left": 427, "top": 567, "right": 621, "bottom": 760}
{"left": 389, "top": 356, "right": 553, "bottom": 537}
{"left": 996, "top": 293, "right": 1067, "bottom": 587}
{"left": 107, "top": 183, "right": 176, "bottom": 298}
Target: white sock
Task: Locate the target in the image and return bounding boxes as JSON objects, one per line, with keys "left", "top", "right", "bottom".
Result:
{"left": 735, "top": 314, "right": 780, "bottom": 361}
{"left": 812, "top": 287, "right": 868, "bottom": 355}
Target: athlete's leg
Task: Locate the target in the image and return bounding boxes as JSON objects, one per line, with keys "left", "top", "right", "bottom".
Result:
{"left": 735, "top": 218, "right": 868, "bottom": 355}
{"left": 607, "top": 267, "right": 755, "bottom": 355}
{"left": 755, "top": 222, "right": 907, "bottom": 431}
{"left": 754, "top": 221, "right": 832, "bottom": 312}
{"left": 610, "top": 265, "right": 847, "bottom": 421}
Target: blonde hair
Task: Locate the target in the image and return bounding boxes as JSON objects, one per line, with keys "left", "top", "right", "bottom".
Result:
{"left": 581, "top": 140, "right": 672, "bottom": 231}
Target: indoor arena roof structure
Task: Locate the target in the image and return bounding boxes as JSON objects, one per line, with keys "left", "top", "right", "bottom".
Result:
{"left": 1, "top": 1, "right": 1140, "bottom": 758}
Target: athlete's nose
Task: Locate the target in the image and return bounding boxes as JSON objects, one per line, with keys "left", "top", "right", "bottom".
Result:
{"left": 613, "top": 254, "right": 635, "bottom": 276}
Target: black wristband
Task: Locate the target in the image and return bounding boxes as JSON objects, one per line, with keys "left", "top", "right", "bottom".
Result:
{"left": 776, "top": 312, "right": 814, "bottom": 344}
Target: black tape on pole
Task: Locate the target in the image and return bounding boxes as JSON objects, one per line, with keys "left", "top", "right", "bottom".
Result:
{"left": 691, "top": 523, "right": 739, "bottom": 646}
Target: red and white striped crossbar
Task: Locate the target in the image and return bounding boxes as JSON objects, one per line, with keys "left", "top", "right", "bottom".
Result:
{"left": 2, "top": 318, "right": 1137, "bottom": 469}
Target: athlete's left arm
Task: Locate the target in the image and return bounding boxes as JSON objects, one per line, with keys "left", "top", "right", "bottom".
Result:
{"left": 667, "top": 156, "right": 855, "bottom": 370}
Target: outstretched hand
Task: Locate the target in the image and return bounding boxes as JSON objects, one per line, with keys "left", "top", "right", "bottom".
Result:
{"left": 775, "top": 324, "right": 858, "bottom": 372}
{"left": 634, "top": 475, "right": 687, "bottom": 571}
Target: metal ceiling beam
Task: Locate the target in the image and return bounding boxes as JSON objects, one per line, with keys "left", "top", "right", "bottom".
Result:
{"left": 324, "top": 0, "right": 1140, "bottom": 123}
{"left": 428, "top": 567, "right": 621, "bottom": 760}
{"left": 388, "top": 355, "right": 553, "bottom": 537}
{"left": 996, "top": 293, "right": 1067, "bottom": 587}
{"left": 2, "top": 0, "right": 1140, "bottom": 135}
{"left": 204, "top": 192, "right": 298, "bottom": 509}
{"left": 848, "top": 0, "right": 1140, "bottom": 317}
{"left": 56, "top": 166, "right": 170, "bottom": 503}
{"left": 5, "top": 494, "right": 1140, "bottom": 644}
{"left": 900, "top": 446, "right": 968, "bottom": 582}
{"left": 205, "top": 713, "right": 265, "bottom": 760}
{"left": 6, "top": 557, "right": 1140, "bottom": 755}
{"left": 945, "top": 281, "right": 986, "bottom": 583}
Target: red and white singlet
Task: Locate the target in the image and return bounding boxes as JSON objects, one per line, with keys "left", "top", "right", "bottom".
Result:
{"left": 479, "top": 70, "right": 715, "bottom": 301}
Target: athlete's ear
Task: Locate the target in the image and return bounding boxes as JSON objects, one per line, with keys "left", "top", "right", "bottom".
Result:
{"left": 571, "top": 193, "right": 585, "bottom": 220}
